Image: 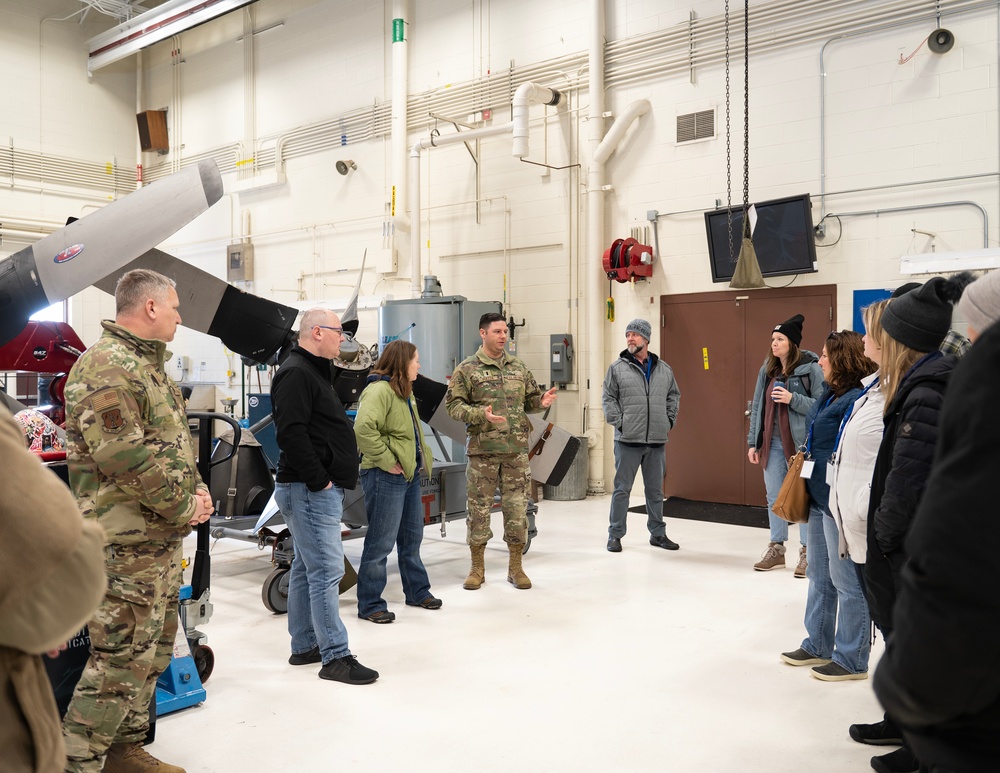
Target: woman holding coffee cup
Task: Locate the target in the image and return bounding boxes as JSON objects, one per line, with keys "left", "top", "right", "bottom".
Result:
{"left": 747, "top": 314, "right": 825, "bottom": 575}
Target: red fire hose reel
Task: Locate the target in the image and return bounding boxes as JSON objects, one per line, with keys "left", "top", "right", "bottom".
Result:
{"left": 602, "top": 238, "right": 653, "bottom": 283}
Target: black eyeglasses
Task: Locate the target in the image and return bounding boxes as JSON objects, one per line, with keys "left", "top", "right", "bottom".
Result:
{"left": 314, "top": 325, "right": 344, "bottom": 334}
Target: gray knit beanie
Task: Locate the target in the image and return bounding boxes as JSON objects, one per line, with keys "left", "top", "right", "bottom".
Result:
{"left": 625, "top": 318, "right": 652, "bottom": 341}
{"left": 882, "top": 272, "right": 974, "bottom": 352}
{"left": 957, "top": 270, "right": 1000, "bottom": 336}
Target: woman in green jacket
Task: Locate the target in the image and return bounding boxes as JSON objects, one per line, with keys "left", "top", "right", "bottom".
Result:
{"left": 354, "top": 340, "right": 439, "bottom": 623}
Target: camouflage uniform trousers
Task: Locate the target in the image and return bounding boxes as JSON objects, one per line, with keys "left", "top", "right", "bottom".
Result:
{"left": 62, "top": 541, "right": 182, "bottom": 772}
{"left": 466, "top": 452, "right": 529, "bottom": 546}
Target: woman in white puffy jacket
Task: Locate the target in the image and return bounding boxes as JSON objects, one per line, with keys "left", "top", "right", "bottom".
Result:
{"left": 828, "top": 300, "right": 888, "bottom": 563}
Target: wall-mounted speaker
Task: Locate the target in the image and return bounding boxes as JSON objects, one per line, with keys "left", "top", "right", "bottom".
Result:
{"left": 136, "top": 109, "right": 169, "bottom": 153}
{"left": 928, "top": 28, "right": 954, "bottom": 54}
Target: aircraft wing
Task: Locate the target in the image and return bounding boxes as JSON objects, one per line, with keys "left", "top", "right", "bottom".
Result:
{"left": 0, "top": 159, "right": 223, "bottom": 347}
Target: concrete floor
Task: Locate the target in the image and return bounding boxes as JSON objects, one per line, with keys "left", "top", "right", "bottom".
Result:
{"left": 151, "top": 494, "right": 887, "bottom": 772}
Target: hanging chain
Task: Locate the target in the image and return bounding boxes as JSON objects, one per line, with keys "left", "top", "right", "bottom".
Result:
{"left": 724, "top": 0, "right": 733, "bottom": 263}
{"left": 741, "top": 0, "right": 750, "bottom": 237}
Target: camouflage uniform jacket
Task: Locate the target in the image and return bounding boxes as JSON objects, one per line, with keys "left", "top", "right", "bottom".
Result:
{"left": 64, "top": 320, "right": 207, "bottom": 546}
{"left": 445, "top": 346, "right": 544, "bottom": 456}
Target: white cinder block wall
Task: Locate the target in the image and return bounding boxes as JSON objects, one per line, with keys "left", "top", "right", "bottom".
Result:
{"left": 1, "top": 0, "right": 996, "bottom": 486}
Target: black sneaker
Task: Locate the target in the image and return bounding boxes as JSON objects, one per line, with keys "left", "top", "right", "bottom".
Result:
{"left": 607, "top": 537, "right": 622, "bottom": 552}
{"left": 870, "top": 747, "right": 918, "bottom": 773}
{"left": 850, "top": 719, "right": 903, "bottom": 746}
{"left": 780, "top": 647, "right": 831, "bottom": 666}
{"left": 649, "top": 534, "right": 679, "bottom": 550}
{"left": 319, "top": 655, "right": 379, "bottom": 685}
{"left": 288, "top": 646, "right": 321, "bottom": 666}
{"left": 360, "top": 610, "right": 395, "bottom": 624}
{"left": 405, "top": 596, "right": 443, "bottom": 609}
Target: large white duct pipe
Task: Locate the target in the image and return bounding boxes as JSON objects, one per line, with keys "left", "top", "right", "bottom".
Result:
{"left": 585, "top": 0, "right": 607, "bottom": 494}
{"left": 409, "top": 82, "right": 563, "bottom": 295}
{"left": 512, "top": 82, "right": 562, "bottom": 159}
{"left": 593, "top": 99, "right": 650, "bottom": 165}
{"left": 584, "top": 100, "right": 652, "bottom": 494}
{"left": 391, "top": 1, "right": 409, "bottom": 233}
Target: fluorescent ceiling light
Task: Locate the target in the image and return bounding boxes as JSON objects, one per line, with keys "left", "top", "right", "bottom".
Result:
{"left": 87, "top": 0, "right": 255, "bottom": 73}
{"left": 900, "top": 248, "right": 1000, "bottom": 275}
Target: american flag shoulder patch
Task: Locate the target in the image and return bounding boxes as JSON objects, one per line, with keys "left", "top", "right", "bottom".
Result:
{"left": 92, "top": 390, "right": 121, "bottom": 412}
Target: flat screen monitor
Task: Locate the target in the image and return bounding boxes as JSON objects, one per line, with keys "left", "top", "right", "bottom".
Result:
{"left": 704, "top": 194, "right": 819, "bottom": 283}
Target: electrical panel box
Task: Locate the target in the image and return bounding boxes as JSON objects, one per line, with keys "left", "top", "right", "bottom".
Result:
{"left": 549, "top": 334, "right": 573, "bottom": 385}
{"left": 227, "top": 242, "right": 254, "bottom": 282}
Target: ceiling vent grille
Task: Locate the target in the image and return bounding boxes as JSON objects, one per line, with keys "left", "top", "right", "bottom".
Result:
{"left": 676, "top": 109, "right": 715, "bottom": 144}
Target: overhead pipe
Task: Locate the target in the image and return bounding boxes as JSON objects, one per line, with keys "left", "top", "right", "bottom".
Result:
{"left": 409, "top": 122, "right": 514, "bottom": 294}
{"left": 585, "top": 0, "right": 607, "bottom": 495}
{"left": 408, "top": 81, "right": 563, "bottom": 295}
{"left": 391, "top": 0, "right": 410, "bottom": 236}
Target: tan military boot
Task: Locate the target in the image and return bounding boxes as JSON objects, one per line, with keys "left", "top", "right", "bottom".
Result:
{"left": 506, "top": 543, "right": 532, "bottom": 589}
{"left": 103, "top": 742, "right": 185, "bottom": 773}
{"left": 463, "top": 544, "right": 486, "bottom": 590}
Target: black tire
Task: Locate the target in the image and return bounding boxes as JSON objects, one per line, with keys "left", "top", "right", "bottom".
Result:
{"left": 193, "top": 644, "right": 215, "bottom": 683}
{"left": 262, "top": 567, "right": 290, "bottom": 614}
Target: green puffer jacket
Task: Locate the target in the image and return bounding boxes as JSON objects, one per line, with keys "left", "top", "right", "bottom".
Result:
{"left": 355, "top": 379, "right": 432, "bottom": 481}
{"left": 64, "top": 321, "right": 206, "bottom": 545}
{"left": 445, "top": 347, "right": 544, "bottom": 456}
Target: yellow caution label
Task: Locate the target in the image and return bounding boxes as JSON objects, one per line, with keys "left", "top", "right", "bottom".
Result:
{"left": 703, "top": 347, "right": 710, "bottom": 370}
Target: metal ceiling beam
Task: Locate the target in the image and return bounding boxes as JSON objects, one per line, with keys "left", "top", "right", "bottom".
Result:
{"left": 86, "top": 0, "right": 256, "bottom": 73}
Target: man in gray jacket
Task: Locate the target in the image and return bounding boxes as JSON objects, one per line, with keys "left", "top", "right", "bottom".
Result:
{"left": 603, "top": 318, "right": 681, "bottom": 552}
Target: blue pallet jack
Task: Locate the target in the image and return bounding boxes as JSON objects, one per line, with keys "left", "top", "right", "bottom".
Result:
{"left": 156, "top": 412, "right": 239, "bottom": 715}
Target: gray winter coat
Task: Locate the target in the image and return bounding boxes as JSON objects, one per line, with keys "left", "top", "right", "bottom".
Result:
{"left": 602, "top": 350, "right": 680, "bottom": 444}
{"left": 747, "top": 351, "right": 825, "bottom": 451}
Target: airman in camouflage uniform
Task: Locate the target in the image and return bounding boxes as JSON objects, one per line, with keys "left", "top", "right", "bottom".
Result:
{"left": 61, "top": 269, "right": 213, "bottom": 773}
{"left": 446, "top": 312, "right": 557, "bottom": 590}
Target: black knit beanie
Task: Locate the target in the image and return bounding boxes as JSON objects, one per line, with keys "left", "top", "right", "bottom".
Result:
{"left": 772, "top": 314, "right": 804, "bottom": 346}
{"left": 890, "top": 282, "right": 921, "bottom": 298}
{"left": 882, "top": 273, "right": 974, "bottom": 351}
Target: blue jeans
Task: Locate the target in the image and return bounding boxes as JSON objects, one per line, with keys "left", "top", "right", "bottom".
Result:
{"left": 357, "top": 467, "right": 432, "bottom": 617}
{"left": 800, "top": 504, "right": 871, "bottom": 673}
{"left": 274, "top": 482, "right": 351, "bottom": 664}
{"left": 763, "top": 437, "right": 807, "bottom": 546}
{"left": 608, "top": 440, "right": 666, "bottom": 539}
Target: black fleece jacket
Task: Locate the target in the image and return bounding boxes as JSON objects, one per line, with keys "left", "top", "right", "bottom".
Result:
{"left": 864, "top": 351, "right": 956, "bottom": 634}
{"left": 271, "top": 345, "right": 359, "bottom": 491}
{"left": 873, "top": 323, "right": 1000, "bottom": 772}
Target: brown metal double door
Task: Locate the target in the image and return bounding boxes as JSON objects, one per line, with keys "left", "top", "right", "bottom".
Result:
{"left": 659, "top": 285, "right": 836, "bottom": 506}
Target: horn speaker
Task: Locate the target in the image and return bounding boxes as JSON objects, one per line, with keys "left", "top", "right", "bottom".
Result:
{"left": 927, "top": 28, "right": 954, "bottom": 54}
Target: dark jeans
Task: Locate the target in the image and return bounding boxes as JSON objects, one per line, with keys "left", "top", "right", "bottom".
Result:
{"left": 357, "top": 467, "right": 432, "bottom": 617}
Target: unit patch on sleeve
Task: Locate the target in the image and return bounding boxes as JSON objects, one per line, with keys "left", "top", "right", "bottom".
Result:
{"left": 101, "top": 409, "right": 126, "bottom": 434}
{"left": 92, "top": 389, "right": 126, "bottom": 434}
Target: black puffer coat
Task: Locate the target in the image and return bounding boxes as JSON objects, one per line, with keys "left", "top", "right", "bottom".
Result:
{"left": 873, "top": 322, "right": 1000, "bottom": 772}
{"left": 864, "top": 351, "right": 956, "bottom": 634}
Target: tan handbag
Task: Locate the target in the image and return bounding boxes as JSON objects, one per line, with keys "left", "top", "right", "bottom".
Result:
{"left": 771, "top": 451, "right": 810, "bottom": 523}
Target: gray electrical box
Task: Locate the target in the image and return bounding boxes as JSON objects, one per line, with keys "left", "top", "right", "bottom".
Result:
{"left": 549, "top": 334, "right": 573, "bottom": 385}
{"left": 227, "top": 241, "right": 254, "bottom": 282}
